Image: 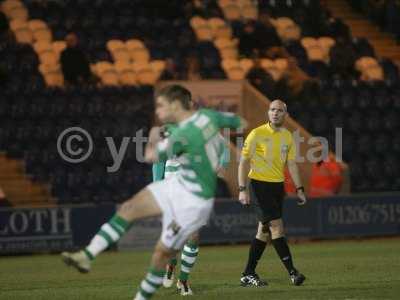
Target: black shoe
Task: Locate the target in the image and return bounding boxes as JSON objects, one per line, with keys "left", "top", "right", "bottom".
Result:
{"left": 289, "top": 269, "right": 306, "bottom": 286}
{"left": 240, "top": 273, "right": 267, "bottom": 287}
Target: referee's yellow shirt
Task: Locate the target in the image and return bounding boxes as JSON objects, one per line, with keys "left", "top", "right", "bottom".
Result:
{"left": 241, "top": 122, "right": 296, "bottom": 182}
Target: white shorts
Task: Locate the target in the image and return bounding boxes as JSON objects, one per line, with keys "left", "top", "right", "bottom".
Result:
{"left": 147, "top": 176, "right": 214, "bottom": 250}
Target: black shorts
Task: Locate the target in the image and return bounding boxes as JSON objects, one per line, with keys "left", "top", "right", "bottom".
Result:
{"left": 249, "top": 179, "right": 285, "bottom": 224}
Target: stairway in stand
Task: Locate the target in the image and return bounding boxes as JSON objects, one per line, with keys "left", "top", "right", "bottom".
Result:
{"left": 325, "top": 0, "right": 400, "bottom": 67}
{"left": 0, "top": 153, "right": 55, "bottom": 207}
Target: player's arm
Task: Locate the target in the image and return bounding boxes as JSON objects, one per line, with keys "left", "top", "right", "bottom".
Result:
{"left": 152, "top": 162, "right": 165, "bottom": 181}
{"left": 145, "top": 127, "right": 162, "bottom": 163}
{"left": 218, "top": 134, "right": 230, "bottom": 167}
{"left": 145, "top": 127, "right": 185, "bottom": 163}
{"left": 237, "top": 130, "right": 256, "bottom": 205}
{"left": 215, "top": 111, "right": 247, "bottom": 130}
{"left": 286, "top": 136, "right": 307, "bottom": 205}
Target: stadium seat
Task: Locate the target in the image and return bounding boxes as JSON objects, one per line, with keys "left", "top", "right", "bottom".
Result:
{"left": 242, "top": 5, "right": 258, "bottom": 20}
{"left": 129, "top": 47, "right": 150, "bottom": 63}
{"left": 115, "top": 62, "right": 137, "bottom": 86}
{"left": 222, "top": 4, "right": 241, "bottom": 21}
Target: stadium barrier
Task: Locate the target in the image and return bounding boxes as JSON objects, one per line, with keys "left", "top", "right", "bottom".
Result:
{"left": 0, "top": 204, "right": 115, "bottom": 254}
{"left": 120, "top": 193, "right": 400, "bottom": 249}
{"left": 1, "top": 194, "right": 399, "bottom": 254}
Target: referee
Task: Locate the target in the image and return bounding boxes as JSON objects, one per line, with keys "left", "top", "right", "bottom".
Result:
{"left": 238, "top": 99, "right": 306, "bottom": 287}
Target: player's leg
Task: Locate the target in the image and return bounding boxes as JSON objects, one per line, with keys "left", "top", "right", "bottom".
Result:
{"left": 62, "top": 188, "right": 161, "bottom": 272}
{"left": 269, "top": 219, "right": 305, "bottom": 285}
{"left": 176, "top": 231, "right": 200, "bottom": 295}
{"left": 163, "top": 255, "right": 178, "bottom": 288}
{"left": 134, "top": 240, "right": 178, "bottom": 300}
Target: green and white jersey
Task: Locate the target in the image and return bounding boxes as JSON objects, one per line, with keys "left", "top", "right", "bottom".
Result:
{"left": 156, "top": 108, "right": 241, "bottom": 199}
{"left": 164, "top": 157, "right": 181, "bottom": 179}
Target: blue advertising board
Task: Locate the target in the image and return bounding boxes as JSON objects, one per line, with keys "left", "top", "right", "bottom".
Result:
{"left": 0, "top": 204, "right": 115, "bottom": 254}
{"left": 1, "top": 194, "right": 399, "bottom": 253}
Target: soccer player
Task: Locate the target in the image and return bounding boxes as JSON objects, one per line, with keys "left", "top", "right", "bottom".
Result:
{"left": 152, "top": 125, "right": 229, "bottom": 295}
{"left": 238, "top": 99, "right": 306, "bottom": 287}
{"left": 61, "top": 85, "right": 243, "bottom": 300}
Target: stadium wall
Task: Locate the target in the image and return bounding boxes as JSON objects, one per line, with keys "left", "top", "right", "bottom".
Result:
{"left": 2, "top": 194, "right": 399, "bottom": 254}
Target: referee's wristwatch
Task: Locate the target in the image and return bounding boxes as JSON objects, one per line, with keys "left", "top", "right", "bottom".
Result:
{"left": 238, "top": 185, "right": 247, "bottom": 192}
{"left": 296, "top": 186, "right": 305, "bottom": 193}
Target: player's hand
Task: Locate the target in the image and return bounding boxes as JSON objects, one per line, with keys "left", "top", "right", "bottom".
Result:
{"left": 148, "top": 126, "right": 162, "bottom": 144}
{"left": 296, "top": 189, "right": 307, "bottom": 206}
{"left": 238, "top": 191, "right": 250, "bottom": 206}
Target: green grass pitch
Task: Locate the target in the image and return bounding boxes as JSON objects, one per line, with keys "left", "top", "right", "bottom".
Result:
{"left": 1, "top": 239, "right": 399, "bottom": 300}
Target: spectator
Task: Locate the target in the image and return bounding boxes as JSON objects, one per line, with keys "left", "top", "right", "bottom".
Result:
{"left": 0, "top": 186, "right": 10, "bottom": 207}
{"left": 257, "top": 13, "right": 282, "bottom": 49}
{"left": 285, "top": 57, "right": 310, "bottom": 98}
{"left": 60, "top": 33, "right": 91, "bottom": 85}
{"left": 180, "top": 54, "right": 202, "bottom": 81}
{"left": 284, "top": 167, "right": 296, "bottom": 196}
{"left": 160, "top": 58, "right": 179, "bottom": 80}
{"left": 238, "top": 21, "right": 259, "bottom": 57}
{"left": 0, "top": 10, "right": 9, "bottom": 34}
{"left": 246, "top": 57, "right": 275, "bottom": 97}
{"left": 309, "top": 153, "right": 343, "bottom": 197}
{"left": 329, "top": 37, "right": 356, "bottom": 79}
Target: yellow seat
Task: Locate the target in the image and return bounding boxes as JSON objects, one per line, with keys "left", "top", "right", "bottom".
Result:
{"left": 39, "top": 63, "right": 64, "bottom": 87}
{"left": 363, "top": 65, "right": 384, "bottom": 81}
{"left": 221, "top": 59, "right": 239, "bottom": 72}
{"left": 208, "top": 17, "right": 225, "bottom": 32}
{"left": 218, "top": 0, "right": 235, "bottom": 9}
{"left": 28, "top": 19, "right": 48, "bottom": 32}
{"left": 132, "top": 61, "right": 150, "bottom": 73}
{"left": 106, "top": 39, "right": 125, "bottom": 52}
{"left": 129, "top": 47, "right": 150, "bottom": 63}
{"left": 39, "top": 51, "right": 58, "bottom": 65}
{"left": 113, "top": 48, "right": 131, "bottom": 63}
{"left": 100, "top": 66, "right": 119, "bottom": 86}
{"left": 33, "top": 28, "right": 52, "bottom": 42}
{"left": 1, "top": 0, "right": 24, "bottom": 16}
{"left": 195, "top": 25, "right": 213, "bottom": 41}
{"left": 223, "top": 4, "right": 241, "bottom": 21}
{"left": 150, "top": 60, "right": 166, "bottom": 77}
{"left": 355, "top": 56, "right": 379, "bottom": 72}
{"left": 279, "top": 24, "right": 301, "bottom": 42}
{"left": 301, "top": 37, "right": 318, "bottom": 49}
{"left": 215, "top": 24, "right": 233, "bottom": 39}
{"left": 225, "top": 66, "right": 246, "bottom": 80}
{"left": 126, "top": 39, "right": 146, "bottom": 51}
{"left": 94, "top": 61, "right": 114, "bottom": 76}
{"left": 219, "top": 47, "right": 239, "bottom": 60}
{"left": 214, "top": 38, "right": 237, "bottom": 50}
{"left": 318, "top": 36, "right": 335, "bottom": 52}
{"left": 115, "top": 62, "right": 137, "bottom": 86}
{"left": 242, "top": 4, "right": 258, "bottom": 20}
{"left": 33, "top": 41, "right": 52, "bottom": 54}
{"left": 52, "top": 41, "right": 67, "bottom": 57}
{"left": 260, "top": 58, "right": 275, "bottom": 69}
{"left": 14, "top": 26, "right": 33, "bottom": 44}
{"left": 107, "top": 39, "right": 130, "bottom": 62}
{"left": 8, "top": 6, "right": 28, "bottom": 20}
{"left": 137, "top": 67, "right": 158, "bottom": 85}
{"left": 239, "top": 58, "right": 254, "bottom": 73}
{"left": 275, "top": 58, "right": 288, "bottom": 72}
{"left": 9, "top": 19, "right": 27, "bottom": 31}
{"left": 190, "top": 16, "right": 207, "bottom": 30}
{"left": 307, "top": 46, "right": 326, "bottom": 62}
